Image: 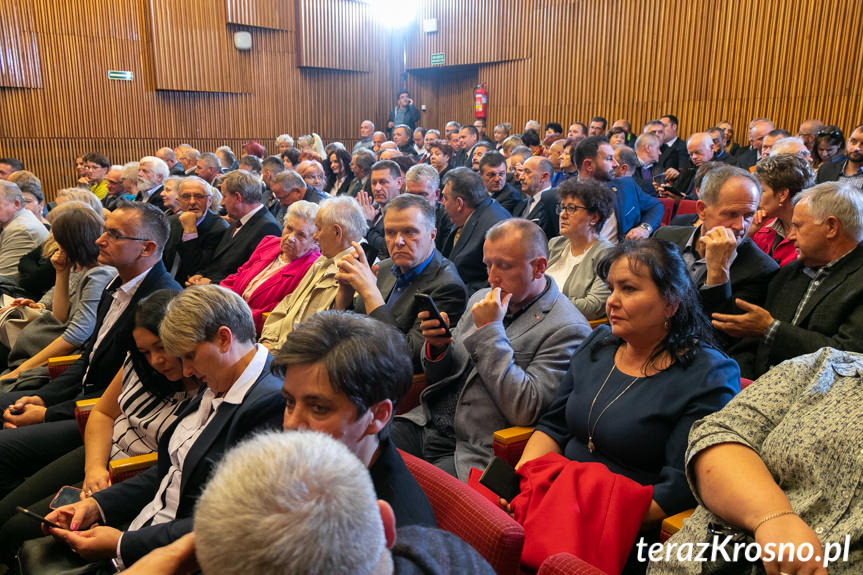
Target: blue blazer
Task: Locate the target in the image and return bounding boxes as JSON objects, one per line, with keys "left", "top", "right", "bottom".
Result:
{"left": 608, "top": 177, "right": 664, "bottom": 241}
{"left": 93, "top": 356, "right": 285, "bottom": 565}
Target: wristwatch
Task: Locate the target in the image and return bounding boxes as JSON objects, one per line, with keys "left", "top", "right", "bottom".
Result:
{"left": 639, "top": 223, "right": 653, "bottom": 234}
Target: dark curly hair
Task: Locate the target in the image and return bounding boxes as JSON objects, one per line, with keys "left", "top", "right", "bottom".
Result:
{"left": 594, "top": 239, "right": 719, "bottom": 370}
{"left": 130, "top": 289, "right": 186, "bottom": 399}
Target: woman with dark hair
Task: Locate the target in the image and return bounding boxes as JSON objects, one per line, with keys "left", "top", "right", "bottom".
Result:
{"left": 546, "top": 179, "right": 615, "bottom": 320}
{"left": 608, "top": 126, "right": 628, "bottom": 148}
{"left": 280, "top": 147, "right": 301, "bottom": 169}
{"left": 814, "top": 125, "right": 845, "bottom": 167}
{"left": 0, "top": 289, "right": 201, "bottom": 564}
{"left": 324, "top": 147, "right": 354, "bottom": 195}
{"left": 427, "top": 140, "right": 455, "bottom": 183}
{"left": 0, "top": 204, "right": 115, "bottom": 380}
{"left": 508, "top": 240, "right": 740, "bottom": 570}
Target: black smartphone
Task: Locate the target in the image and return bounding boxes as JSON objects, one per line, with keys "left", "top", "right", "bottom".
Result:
{"left": 414, "top": 292, "right": 452, "bottom": 338}
{"left": 479, "top": 456, "right": 521, "bottom": 501}
{"left": 16, "top": 506, "right": 65, "bottom": 530}
{"left": 50, "top": 486, "right": 82, "bottom": 510}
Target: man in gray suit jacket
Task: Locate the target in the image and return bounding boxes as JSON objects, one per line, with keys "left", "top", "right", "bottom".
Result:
{"left": 334, "top": 195, "right": 467, "bottom": 373}
{"left": 393, "top": 219, "right": 591, "bottom": 480}
{"left": 0, "top": 181, "right": 49, "bottom": 283}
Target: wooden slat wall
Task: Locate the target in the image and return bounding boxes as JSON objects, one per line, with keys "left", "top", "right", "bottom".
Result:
{"left": 0, "top": 0, "right": 41, "bottom": 88}
{"left": 226, "top": 0, "right": 293, "bottom": 30}
{"left": 0, "top": 0, "right": 399, "bottom": 199}
{"left": 407, "top": 67, "right": 478, "bottom": 133}
{"left": 407, "top": 0, "right": 863, "bottom": 145}
{"left": 296, "top": 0, "right": 371, "bottom": 72}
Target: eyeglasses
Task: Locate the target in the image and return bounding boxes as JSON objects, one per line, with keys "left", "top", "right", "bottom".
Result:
{"left": 817, "top": 128, "right": 842, "bottom": 138}
{"left": 179, "top": 193, "right": 210, "bottom": 201}
{"left": 556, "top": 203, "right": 590, "bottom": 216}
{"left": 103, "top": 228, "right": 152, "bottom": 242}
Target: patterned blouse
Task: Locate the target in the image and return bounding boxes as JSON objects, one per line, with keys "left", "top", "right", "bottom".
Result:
{"left": 648, "top": 347, "right": 863, "bottom": 574}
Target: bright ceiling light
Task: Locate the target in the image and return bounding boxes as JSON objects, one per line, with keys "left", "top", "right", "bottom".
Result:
{"left": 362, "top": 0, "right": 419, "bottom": 29}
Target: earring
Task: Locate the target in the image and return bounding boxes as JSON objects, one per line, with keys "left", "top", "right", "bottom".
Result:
{"left": 664, "top": 319, "right": 670, "bottom": 329}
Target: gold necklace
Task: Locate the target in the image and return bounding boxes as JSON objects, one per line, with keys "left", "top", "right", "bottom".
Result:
{"left": 586, "top": 364, "right": 640, "bottom": 454}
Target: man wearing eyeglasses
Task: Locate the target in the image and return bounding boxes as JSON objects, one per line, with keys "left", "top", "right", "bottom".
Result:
{"left": 0, "top": 201, "right": 181, "bottom": 500}
{"left": 162, "top": 177, "right": 230, "bottom": 283}
{"left": 816, "top": 123, "right": 863, "bottom": 192}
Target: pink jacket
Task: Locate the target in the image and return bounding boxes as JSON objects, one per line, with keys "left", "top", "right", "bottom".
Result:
{"left": 220, "top": 236, "right": 319, "bottom": 334}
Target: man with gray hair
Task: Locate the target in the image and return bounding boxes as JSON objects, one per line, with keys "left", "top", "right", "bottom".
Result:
{"left": 259, "top": 196, "right": 368, "bottom": 349}
{"left": 186, "top": 170, "right": 281, "bottom": 285}
{"left": 334, "top": 194, "right": 467, "bottom": 373}
{"left": 404, "top": 163, "right": 452, "bottom": 250}
{"left": 156, "top": 147, "right": 184, "bottom": 175}
{"left": 736, "top": 117, "right": 775, "bottom": 171}
{"left": 177, "top": 146, "right": 200, "bottom": 176}
{"left": 440, "top": 167, "right": 511, "bottom": 293}
{"left": 269, "top": 170, "right": 308, "bottom": 224}
{"left": 712, "top": 182, "right": 863, "bottom": 378}
{"left": 655, "top": 165, "right": 779, "bottom": 335}
{"left": 0, "top": 180, "right": 49, "bottom": 282}
{"left": 136, "top": 156, "right": 170, "bottom": 210}
{"left": 353, "top": 120, "right": 375, "bottom": 154}
{"left": 194, "top": 152, "right": 222, "bottom": 185}
{"left": 393, "top": 218, "right": 590, "bottom": 479}
{"left": 345, "top": 148, "right": 375, "bottom": 198}
{"left": 663, "top": 132, "right": 715, "bottom": 200}
{"left": 769, "top": 136, "right": 814, "bottom": 164}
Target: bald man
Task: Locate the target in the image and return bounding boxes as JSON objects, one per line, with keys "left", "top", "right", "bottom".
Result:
{"left": 665, "top": 133, "right": 714, "bottom": 200}
{"left": 156, "top": 147, "right": 185, "bottom": 175}
{"left": 736, "top": 118, "right": 775, "bottom": 171}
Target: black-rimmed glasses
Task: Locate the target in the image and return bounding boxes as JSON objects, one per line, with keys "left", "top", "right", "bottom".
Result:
{"left": 556, "top": 203, "right": 590, "bottom": 216}
{"left": 104, "top": 228, "right": 152, "bottom": 242}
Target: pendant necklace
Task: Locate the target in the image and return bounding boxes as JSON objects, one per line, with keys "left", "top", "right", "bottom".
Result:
{"left": 586, "top": 364, "right": 641, "bottom": 454}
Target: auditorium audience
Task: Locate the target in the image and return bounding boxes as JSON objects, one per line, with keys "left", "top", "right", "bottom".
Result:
{"left": 135, "top": 156, "right": 169, "bottom": 210}
{"left": 0, "top": 157, "right": 23, "bottom": 180}
{"left": 394, "top": 219, "right": 591, "bottom": 480}
{"left": 664, "top": 133, "right": 714, "bottom": 199}
{"left": 714, "top": 182, "right": 863, "bottom": 379}
{"left": 159, "top": 175, "right": 182, "bottom": 215}
{"left": 455, "top": 125, "right": 479, "bottom": 168}
{"left": 707, "top": 126, "right": 738, "bottom": 165}
{"left": 294, "top": 159, "right": 330, "bottom": 202}
{"left": 259, "top": 196, "right": 367, "bottom": 349}
{"left": 770, "top": 135, "right": 814, "bottom": 164}
{"left": 267, "top": 169, "right": 307, "bottom": 224}
{"left": 8, "top": 170, "right": 48, "bottom": 225}
{"left": 760, "top": 128, "right": 792, "bottom": 157}
{"left": 546, "top": 178, "right": 614, "bottom": 320}
{"left": 469, "top": 141, "right": 493, "bottom": 172}
{"left": 658, "top": 114, "right": 689, "bottom": 174}
{"left": 750, "top": 153, "right": 815, "bottom": 266}
{"left": 633, "top": 132, "right": 662, "bottom": 195}
{"left": 220, "top": 200, "right": 320, "bottom": 334}
{"left": 155, "top": 147, "right": 184, "bottom": 176}
{"left": 83, "top": 153, "right": 111, "bottom": 200}
{"left": 334, "top": 194, "right": 467, "bottom": 373}
{"left": 193, "top": 152, "right": 221, "bottom": 185}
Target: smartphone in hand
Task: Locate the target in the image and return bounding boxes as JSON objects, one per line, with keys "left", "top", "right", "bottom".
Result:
{"left": 16, "top": 506, "right": 65, "bottom": 530}
{"left": 479, "top": 457, "right": 521, "bottom": 501}
{"left": 414, "top": 292, "right": 452, "bottom": 339}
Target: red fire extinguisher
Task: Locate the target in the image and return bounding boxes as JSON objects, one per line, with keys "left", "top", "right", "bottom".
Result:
{"left": 474, "top": 84, "right": 488, "bottom": 119}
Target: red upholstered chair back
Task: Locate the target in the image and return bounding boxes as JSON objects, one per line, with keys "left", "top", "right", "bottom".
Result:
{"left": 659, "top": 197, "right": 675, "bottom": 226}
{"left": 537, "top": 552, "right": 609, "bottom": 575}
{"left": 399, "top": 450, "right": 525, "bottom": 575}
{"left": 676, "top": 199, "right": 698, "bottom": 215}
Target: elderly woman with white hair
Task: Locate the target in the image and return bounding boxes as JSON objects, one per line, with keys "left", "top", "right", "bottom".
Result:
{"left": 40, "top": 285, "right": 284, "bottom": 570}
{"left": 220, "top": 200, "right": 321, "bottom": 334}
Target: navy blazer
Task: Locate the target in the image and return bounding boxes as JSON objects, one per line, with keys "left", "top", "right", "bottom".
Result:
{"left": 442, "top": 197, "right": 511, "bottom": 294}
{"left": 512, "top": 188, "right": 559, "bottom": 240}
{"left": 197, "top": 206, "right": 282, "bottom": 284}
{"left": 491, "top": 182, "right": 523, "bottom": 215}
{"left": 93, "top": 355, "right": 285, "bottom": 566}
{"left": 37, "top": 261, "right": 182, "bottom": 421}
{"left": 162, "top": 210, "right": 230, "bottom": 283}
{"left": 607, "top": 177, "right": 664, "bottom": 241}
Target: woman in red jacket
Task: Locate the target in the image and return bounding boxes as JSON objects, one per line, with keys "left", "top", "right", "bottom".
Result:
{"left": 220, "top": 200, "right": 320, "bottom": 334}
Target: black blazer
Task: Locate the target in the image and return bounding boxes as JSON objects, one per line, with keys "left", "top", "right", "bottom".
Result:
{"left": 197, "top": 206, "right": 282, "bottom": 284}
{"left": 734, "top": 147, "right": 758, "bottom": 171}
{"left": 136, "top": 185, "right": 166, "bottom": 211}
{"left": 361, "top": 250, "right": 468, "bottom": 373}
{"left": 632, "top": 163, "right": 658, "bottom": 196}
{"left": 93, "top": 356, "right": 285, "bottom": 565}
{"left": 162, "top": 210, "right": 230, "bottom": 284}
{"left": 815, "top": 158, "right": 845, "bottom": 184}
{"left": 491, "top": 182, "right": 524, "bottom": 215}
{"left": 658, "top": 138, "right": 689, "bottom": 171}
{"left": 733, "top": 243, "right": 863, "bottom": 378}
{"left": 169, "top": 163, "right": 185, "bottom": 176}
{"left": 366, "top": 215, "right": 388, "bottom": 261}
{"left": 304, "top": 186, "right": 330, "bottom": 204}
{"left": 512, "top": 188, "right": 559, "bottom": 240}
{"left": 37, "top": 261, "right": 182, "bottom": 420}
{"left": 442, "top": 197, "right": 511, "bottom": 294}
{"left": 669, "top": 160, "right": 698, "bottom": 200}
{"left": 434, "top": 202, "right": 453, "bottom": 253}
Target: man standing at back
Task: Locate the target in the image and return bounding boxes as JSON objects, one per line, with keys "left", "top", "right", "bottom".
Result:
{"left": 387, "top": 90, "right": 420, "bottom": 137}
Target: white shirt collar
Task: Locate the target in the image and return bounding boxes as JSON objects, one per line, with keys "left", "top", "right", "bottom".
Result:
{"left": 238, "top": 204, "right": 264, "bottom": 228}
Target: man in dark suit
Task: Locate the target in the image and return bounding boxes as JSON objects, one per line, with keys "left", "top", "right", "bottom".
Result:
{"left": 186, "top": 170, "right": 281, "bottom": 285}
{"left": 734, "top": 118, "right": 774, "bottom": 171}
{"left": 156, "top": 147, "right": 185, "bottom": 176}
{"left": 575, "top": 136, "right": 664, "bottom": 242}
{"left": 441, "top": 168, "right": 510, "bottom": 293}
{"left": 708, "top": 126, "right": 739, "bottom": 166}
{"left": 665, "top": 132, "right": 715, "bottom": 200}
{"left": 658, "top": 114, "right": 689, "bottom": 173}
{"left": 655, "top": 165, "right": 778, "bottom": 343}
{"left": 162, "top": 177, "right": 230, "bottom": 283}
{"left": 815, "top": 123, "right": 863, "bottom": 192}
{"left": 512, "top": 156, "right": 559, "bottom": 240}
{"left": 135, "top": 156, "right": 169, "bottom": 210}
{"left": 44, "top": 286, "right": 284, "bottom": 567}
{"left": 358, "top": 160, "right": 404, "bottom": 262}
{"left": 0, "top": 202, "right": 182, "bottom": 498}
{"left": 346, "top": 148, "right": 375, "bottom": 198}
{"left": 454, "top": 126, "right": 479, "bottom": 168}
{"left": 479, "top": 151, "right": 522, "bottom": 214}
{"left": 335, "top": 194, "right": 467, "bottom": 373}
{"left": 404, "top": 163, "right": 452, "bottom": 252}
{"left": 710, "top": 182, "right": 863, "bottom": 378}
{"left": 632, "top": 133, "right": 662, "bottom": 196}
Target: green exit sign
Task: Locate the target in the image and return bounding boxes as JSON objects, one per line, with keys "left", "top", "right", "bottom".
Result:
{"left": 107, "top": 70, "right": 134, "bottom": 81}
{"left": 431, "top": 52, "right": 445, "bottom": 66}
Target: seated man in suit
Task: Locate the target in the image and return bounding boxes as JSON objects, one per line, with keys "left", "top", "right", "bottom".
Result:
{"left": 268, "top": 170, "right": 308, "bottom": 224}
{"left": 43, "top": 285, "right": 284, "bottom": 568}
{"left": 575, "top": 136, "right": 664, "bottom": 242}
{"left": 707, "top": 126, "right": 739, "bottom": 165}
{"left": 185, "top": 170, "right": 281, "bottom": 285}
{"left": 155, "top": 147, "right": 184, "bottom": 176}
{"left": 189, "top": 432, "right": 491, "bottom": 575}
{"left": 135, "top": 156, "right": 169, "bottom": 210}
{"left": 712, "top": 182, "right": 863, "bottom": 379}
{"left": 260, "top": 155, "right": 285, "bottom": 218}
{"left": 346, "top": 148, "right": 375, "bottom": 198}
{"left": 735, "top": 118, "right": 775, "bottom": 171}
{"left": 334, "top": 194, "right": 467, "bottom": 373}
{"left": 0, "top": 202, "right": 181, "bottom": 499}
{"left": 259, "top": 196, "right": 368, "bottom": 350}
{"left": 162, "top": 177, "right": 229, "bottom": 283}
{"left": 512, "top": 156, "right": 559, "bottom": 240}
{"left": 657, "top": 114, "right": 690, "bottom": 175}
{"left": 479, "top": 151, "right": 522, "bottom": 215}
{"left": 403, "top": 163, "right": 452, "bottom": 252}
{"left": 275, "top": 311, "right": 437, "bottom": 527}
{"left": 193, "top": 152, "right": 221, "bottom": 185}
{"left": 0, "top": 181, "right": 50, "bottom": 284}
{"left": 440, "top": 168, "right": 510, "bottom": 294}
{"left": 632, "top": 132, "right": 662, "bottom": 195}
{"left": 816, "top": 123, "right": 863, "bottom": 192}
{"left": 655, "top": 165, "right": 779, "bottom": 338}
{"left": 393, "top": 219, "right": 591, "bottom": 480}
{"left": 357, "top": 160, "right": 404, "bottom": 261}
{"left": 662, "top": 132, "right": 715, "bottom": 200}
